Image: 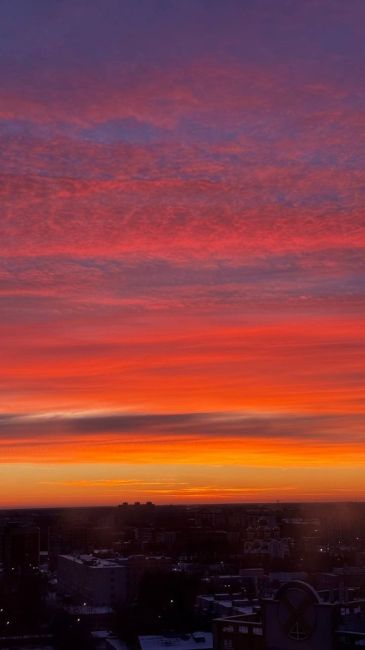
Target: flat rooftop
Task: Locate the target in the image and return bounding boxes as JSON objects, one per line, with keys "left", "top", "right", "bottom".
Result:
{"left": 59, "top": 554, "right": 127, "bottom": 568}
{"left": 139, "top": 633, "right": 213, "bottom": 650}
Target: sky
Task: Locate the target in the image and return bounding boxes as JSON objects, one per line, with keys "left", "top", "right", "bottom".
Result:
{"left": 1, "top": 0, "right": 365, "bottom": 507}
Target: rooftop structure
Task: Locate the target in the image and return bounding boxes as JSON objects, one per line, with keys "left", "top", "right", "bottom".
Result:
{"left": 213, "top": 581, "right": 365, "bottom": 650}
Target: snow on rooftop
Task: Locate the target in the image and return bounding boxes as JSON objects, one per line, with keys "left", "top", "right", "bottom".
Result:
{"left": 59, "top": 554, "right": 127, "bottom": 568}
{"left": 139, "top": 633, "right": 213, "bottom": 650}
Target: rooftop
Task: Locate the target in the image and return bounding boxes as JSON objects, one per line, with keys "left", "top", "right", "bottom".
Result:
{"left": 60, "top": 554, "right": 126, "bottom": 568}
{"left": 139, "top": 633, "right": 213, "bottom": 650}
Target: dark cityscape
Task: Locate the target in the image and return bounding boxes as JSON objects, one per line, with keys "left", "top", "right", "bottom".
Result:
{"left": 2, "top": 502, "right": 365, "bottom": 649}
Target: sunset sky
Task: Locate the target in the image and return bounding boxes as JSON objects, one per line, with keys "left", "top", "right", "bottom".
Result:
{"left": 1, "top": 0, "right": 365, "bottom": 507}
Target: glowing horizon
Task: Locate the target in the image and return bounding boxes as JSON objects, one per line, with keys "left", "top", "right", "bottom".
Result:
{"left": 1, "top": 0, "right": 365, "bottom": 508}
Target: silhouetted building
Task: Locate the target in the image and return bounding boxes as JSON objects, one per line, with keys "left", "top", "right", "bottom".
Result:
{"left": 213, "top": 581, "right": 365, "bottom": 650}
{"left": 2, "top": 523, "right": 40, "bottom": 575}
{"left": 57, "top": 552, "right": 171, "bottom": 606}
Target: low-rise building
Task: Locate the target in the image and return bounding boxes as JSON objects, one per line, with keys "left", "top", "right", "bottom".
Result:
{"left": 213, "top": 580, "right": 365, "bottom": 650}
{"left": 58, "top": 554, "right": 127, "bottom": 606}
{"left": 57, "top": 553, "right": 172, "bottom": 606}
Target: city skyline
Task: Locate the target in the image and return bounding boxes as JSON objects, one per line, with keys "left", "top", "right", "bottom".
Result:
{"left": 1, "top": 0, "right": 364, "bottom": 507}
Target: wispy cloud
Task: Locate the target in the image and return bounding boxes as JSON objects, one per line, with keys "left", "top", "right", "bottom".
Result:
{"left": 0, "top": 410, "right": 365, "bottom": 468}
{"left": 0, "top": 409, "right": 364, "bottom": 440}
